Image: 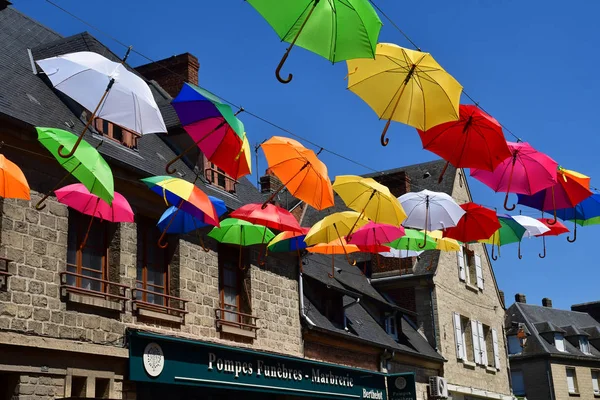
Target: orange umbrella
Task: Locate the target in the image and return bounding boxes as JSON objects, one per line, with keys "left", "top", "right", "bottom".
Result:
{"left": 307, "top": 237, "right": 361, "bottom": 278}
{"left": 261, "top": 136, "right": 334, "bottom": 210}
{"left": 0, "top": 155, "right": 30, "bottom": 200}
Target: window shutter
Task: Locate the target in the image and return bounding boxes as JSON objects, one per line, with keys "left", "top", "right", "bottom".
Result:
{"left": 471, "top": 320, "right": 481, "bottom": 364}
{"left": 475, "top": 254, "right": 484, "bottom": 289}
{"left": 492, "top": 328, "right": 501, "bottom": 369}
{"left": 478, "top": 321, "right": 487, "bottom": 366}
{"left": 453, "top": 312, "right": 464, "bottom": 360}
{"left": 457, "top": 248, "right": 466, "bottom": 281}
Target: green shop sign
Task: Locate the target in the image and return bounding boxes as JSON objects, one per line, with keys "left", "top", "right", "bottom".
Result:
{"left": 386, "top": 373, "right": 417, "bottom": 400}
{"left": 128, "top": 331, "right": 389, "bottom": 399}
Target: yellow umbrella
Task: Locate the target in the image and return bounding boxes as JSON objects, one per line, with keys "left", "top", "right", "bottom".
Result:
{"left": 333, "top": 175, "right": 406, "bottom": 236}
{"left": 346, "top": 43, "right": 463, "bottom": 146}
{"left": 428, "top": 230, "right": 461, "bottom": 252}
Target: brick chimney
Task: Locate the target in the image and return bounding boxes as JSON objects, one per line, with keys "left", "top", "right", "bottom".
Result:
{"left": 542, "top": 298, "right": 553, "bottom": 308}
{"left": 515, "top": 293, "right": 527, "bottom": 304}
{"left": 372, "top": 170, "right": 412, "bottom": 198}
{"left": 260, "top": 169, "right": 282, "bottom": 194}
{"left": 0, "top": 1, "right": 12, "bottom": 10}
{"left": 499, "top": 290, "right": 506, "bottom": 308}
{"left": 136, "top": 53, "right": 199, "bottom": 97}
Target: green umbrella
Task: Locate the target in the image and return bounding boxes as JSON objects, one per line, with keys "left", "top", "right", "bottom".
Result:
{"left": 479, "top": 215, "right": 526, "bottom": 260}
{"left": 208, "top": 218, "right": 275, "bottom": 268}
{"left": 385, "top": 229, "right": 437, "bottom": 257}
{"left": 35, "top": 127, "right": 114, "bottom": 210}
{"left": 246, "top": 0, "right": 382, "bottom": 83}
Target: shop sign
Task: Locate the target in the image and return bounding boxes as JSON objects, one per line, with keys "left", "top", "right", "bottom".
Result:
{"left": 129, "top": 331, "right": 387, "bottom": 399}
{"left": 386, "top": 373, "right": 416, "bottom": 400}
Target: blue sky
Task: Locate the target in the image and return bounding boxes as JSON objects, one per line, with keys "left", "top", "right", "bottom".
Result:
{"left": 15, "top": 1, "right": 600, "bottom": 310}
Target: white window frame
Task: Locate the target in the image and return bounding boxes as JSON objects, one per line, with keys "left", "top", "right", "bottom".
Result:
{"left": 592, "top": 370, "right": 600, "bottom": 395}
{"left": 555, "top": 333, "right": 566, "bottom": 352}
{"left": 566, "top": 367, "right": 578, "bottom": 394}
{"left": 492, "top": 328, "right": 500, "bottom": 369}
{"left": 475, "top": 254, "right": 484, "bottom": 290}
{"left": 453, "top": 312, "right": 465, "bottom": 360}
{"left": 385, "top": 314, "right": 398, "bottom": 340}
{"left": 580, "top": 337, "right": 591, "bottom": 354}
{"left": 471, "top": 319, "right": 481, "bottom": 364}
{"left": 457, "top": 247, "right": 466, "bottom": 281}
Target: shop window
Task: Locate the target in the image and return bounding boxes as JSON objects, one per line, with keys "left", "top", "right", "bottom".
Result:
{"left": 94, "top": 117, "right": 139, "bottom": 149}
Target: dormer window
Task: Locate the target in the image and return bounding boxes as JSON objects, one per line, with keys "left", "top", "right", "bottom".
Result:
{"left": 580, "top": 337, "right": 591, "bottom": 354}
{"left": 554, "top": 333, "right": 566, "bottom": 352}
{"left": 203, "top": 155, "right": 236, "bottom": 193}
{"left": 385, "top": 314, "right": 398, "bottom": 340}
{"left": 507, "top": 335, "right": 522, "bottom": 355}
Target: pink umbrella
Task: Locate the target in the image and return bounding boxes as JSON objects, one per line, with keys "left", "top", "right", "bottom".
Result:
{"left": 348, "top": 222, "right": 405, "bottom": 246}
{"left": 470, "top": 142, "right": 558, "bottom": 211}
{"left": 55, "top": 183, "right": 134, "bottom": 248}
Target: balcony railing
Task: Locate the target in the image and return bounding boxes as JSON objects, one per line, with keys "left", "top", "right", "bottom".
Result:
{"left": 60, "top": 270, "right": 129, "bottom": 304}
{"left": 132, "top": 288, "right": 188, "bottom": 317}
{"left": 205, "top": 167, "right": 239, "bottom": 193}
{"left": 215, "top": 308, "right": 259, "bottom": 338}
{"left": 0, "top": 256, "right": 12, "bottom": 290}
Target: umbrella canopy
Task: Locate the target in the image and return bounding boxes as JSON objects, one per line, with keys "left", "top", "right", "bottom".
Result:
{"left": 479, "top": 215, "right": 526, "bottom": 260}
{"left": 246, "top": 0, "right": 381, "bottom": 83}
{"left": 333, "top": 175, "right": 407, "bottom": 228}
{"left": 347, "top": 222, "right": 405, "bottom": 247}
{"left": 208, "top": 218, "right": 275, "bottom": 246}
{"left": 443, "top": 202, "right": 501, "bottom": 243}
{"left": 307, "top": 237, "right": 362, "bottom": 255}
{"left": 555, "top": 193, "right": 600, "bottom": 223}
{"left": 535, "top": 217, "right": 569, "bottom": 259}
{"left": 0, "top": 155, "right": 30, "bottom": 200}
{"left": 517, "top": 168, "right": 592, "bottom": 222}
{"left": 417, "top": 105, "right": 512, "bottom": 181}
{"left": 230, "top": 203, "right": 303, "bottom": 233}
{"left": 386, "top": 229, "right": 437, "bottom": 251}
{"left": 346, "top": 43, "right": 462, "bottom": 146}
{"left": 470, "top": 142, "right": 558, "bottom": 211}
{"left": 36, "top": 51, "right": 166, "bottom": 157}
{"left": 398, "top": 190, "right": 465, "bottom": 248}
{"left": 261, "top": 136, "right": 334, "bottom": 210}
{"left": 428, "top": 230, "right": 461, "bottom": 252}
{"left": 304, "top": 211, "right": 369, "bottom": 246}
{"left": 268, "top": 229, "right": 310, "bottom": 253}
{"left": 168, "top": 83, "right": 248, "bottom": 178}
{"left": 141, "top": 176, "right": 219, "bottom": 226}
{"left": 55, "top": 183, "right": 133, "bottom": 223}
{"left": 36, "top": 127, "right": 114, "bottom": 208}
{"left": 379, "top": 249, "right": 423, "bottom": 259}
{"left": 157, "top": 196, "right": 227, "bottom": 234}
{"left": 512, "top": 215, "right": 550, "bottom": 238}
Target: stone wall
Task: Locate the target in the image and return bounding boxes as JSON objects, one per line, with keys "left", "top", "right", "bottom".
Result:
{"left": 303, "top": 337, "right": 380, "bottom": 371}
{"left": 6, "top": 374, "right": 65, "bottom": 400}
{"left": 550, "top": 361, "right": 599, "bottom": 400}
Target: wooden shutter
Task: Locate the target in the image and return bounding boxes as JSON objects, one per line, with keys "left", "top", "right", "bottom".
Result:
{"left": 471, "top": 319, "right": 481, "bottom": 364}
{"left": 492, "top": 328, "right": 501, "bottom": 369}
{"left": 453, "top": 312, "right": 464, "bottom": 360}
{"left": 478, "top": 321, "right": 487, "bottom": 365}
{"left": 475, "top": 254, "right": 484, "bottom": 289}
{"left": 457, "top": 248, "right": 466, "bottom": 281}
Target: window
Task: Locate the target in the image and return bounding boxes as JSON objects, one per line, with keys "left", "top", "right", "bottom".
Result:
{"left": 67, "top": 210, "right": 108, "bottom": 292}
{"left": 205, "top": 156, "right": 235, "bottom": 193}
{"left": 566, "top": 367, "right": 578, "bottom": 394}
{"left": 218, "top": 245, "right": 251, "bottom": 325}
{"left": 453, "top": 313, "right": 470, "bottom": 360}
{"left": 511, "top": 370, "right": 525, "bottom": 396}
{"left": 385, "top": 315, "right": 398, "bottom": 340}
{"left": 136, "top": 217, "right": 168, "bottom": 306}
{"left": 555, "top": 334, "right": 566, "bottom": 352}
{"left": 580, "top": 337, "right": 591, "bottom": 354}
{"left": 592, "top": 370, "right": 599, "bottom": 395}
{"left": 507, "top": 335, "right": 523, "bottom": 355}
{"left": 94, "top": 117, "right": 139, "bottom": 149}
{"left": 458, "top": 246, "right": 483, "bottom": 290}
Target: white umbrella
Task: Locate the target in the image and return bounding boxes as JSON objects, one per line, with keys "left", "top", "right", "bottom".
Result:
{"left": 36, "top": 50, "right": 167, "bottom": 158}
{"left": 512, "top": 215, "right": 550, "bottom": 259}
{"left": 398, "top": 189, "right": 465, "bottom": 248}
{"left": 379, "top": 249, "right": 423, "bottom": 258}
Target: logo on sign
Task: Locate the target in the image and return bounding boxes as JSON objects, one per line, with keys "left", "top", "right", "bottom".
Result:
{"left": 394, "top": 376, "right": 407, "bottom": 390}
{"left": 143, "top": 342, "right": 164, "bottom": 377}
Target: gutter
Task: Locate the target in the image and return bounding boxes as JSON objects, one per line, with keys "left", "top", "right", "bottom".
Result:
{"left": 429, "top": 287, "right": 438, "bottom": 351}
{"left": 299, "top": 272, "right": 316, "bottom": 327}
{"left": 546, "top": 358, "right": 555, "bottom": 400}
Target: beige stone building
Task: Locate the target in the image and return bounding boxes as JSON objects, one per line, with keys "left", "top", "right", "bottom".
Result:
{"left": 506, "top": 295, "right": 600, "bottom": 400}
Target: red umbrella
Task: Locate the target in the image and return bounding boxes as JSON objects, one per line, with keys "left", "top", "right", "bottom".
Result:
{"left": 443, "top": 202, "right": 501, "bottom": 243}
{"left": 417, "top": 105, "right": 512, "bottom": 183}
{"left": 536, "top": 217, "right": 569, "bottom": 259}
{"left": 470, "top": 142, "right": 558, "bottom": 211}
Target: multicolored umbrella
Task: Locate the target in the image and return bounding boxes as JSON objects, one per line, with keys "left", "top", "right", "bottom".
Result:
{"left": 346, "top": 43, "right": 462, "bottom": 146}
{"left": 0, "top": 155, "right": 30, "bottom": 200}
{"left": 555, "top": 193, "right": 600, "bottom": 243}
{"left": 470, "top": 142, "right": 558, "bottom": 211}
{"left": 55, "top": 183, "right": 133, "bottom": 248}
{"left": 36, "top": 127, "right": 114, "bottom": 210}
{"left": 512, "top": 215, "right": 550, "bottom": 259}
{"left": 443, "top": 203, "right": 501, "bottom": 243}
{"left": 536, "top": 217, "right": 569, "bottom": 259}
{"left": 333, "top": 175, "right": 407, "bottom": 236}
{"left": 167, "top": 83, "right": 248, "bottom": 178}
{"left": 479, "top": 215, "right": 526, "bottom": 260}
{"left": 517, "top": 167, "right": 592, "bottom": 224}
{"left": 267, "top": 228, "right": 309, "bottom": 272}
{"left": 261, "top": 136, "right": 334, "bottom": 210}
{"left": 417, "top": 105, "right": 512, "bottom": 182}
{"left": 246, "top": 0, "right": 382, "bottom": 83}
{"left": 36, "top": 50, "right": 166, "bottom": 158}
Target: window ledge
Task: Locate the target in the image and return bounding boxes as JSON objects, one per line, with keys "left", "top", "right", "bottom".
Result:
{"left": 459, "top": 359, "right": 476, "bottom": 369}
{"left": 485, "top": 366, "right": 497, "bottom": 374}
{"left": 594, "top": 394, "right": 600, "bottom": 398}
{"left": 135, "top": 307, "right": 184, "bottom": 324}
{"left": 569, "top": 392, "right": 580, "bottom": 397}
{"left": 465, "top": 283, "right": 480, "bottom": 293}
{"left": 65, "top": 291, "right": 124, "bottom": 312}
{"left": 219, "top": 324, "right": 257, "bottom": 339}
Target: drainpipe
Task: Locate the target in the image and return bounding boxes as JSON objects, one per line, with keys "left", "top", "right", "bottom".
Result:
{"left": 429, "top": 287, "right": 438, "bottom": 351}
{"left": 546, "top": 358, "right": 555, "bottom": 400}
{"left": 299, "top": 272, "right": 315, "bottom": 326}
{"left": 380, "top": 349, "right": 395, "bottom": 373}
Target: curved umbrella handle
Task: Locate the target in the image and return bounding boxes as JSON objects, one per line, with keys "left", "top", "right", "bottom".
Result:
{"left": 328, "top": 255, "right": 335, "bottom": 279}
{"left": 157, "top": 230, "right": 169, "bottom": 249}
{"left": 380, "top": 119, "right": 391, "bottom": 146}
{"left": 503, "top": 158, "right": 517, "bottom": 211}
{"left": 418, "top": 200, "right": 429, "bottom": 249}
{"left": 547, "top": 187, "right": 557, "bottom": 225}
{"left": 344, "top": 252, "right": 357, "bottom": 267}
{"left": 426, "top": 255, "right": 434, "bottom": 271}
{"left": 438, "top": 161, "right": 450, "bottom": 184}
{"left": 57, "top": 134, "right": 84, "bottom": 158}
{"left": 503, "top": 192, "right": 516, "bottom": 211}
{"left": 491, "top": 244, "right": 498, "bottom": 261}
{"left": 518, "top": 241, "right": 523, "bottom": 260}
{"left": 275, "top": 50, "right": 293, "bottom": 84}
{"left": 567, "top": 221, "right": 577, "bottom": 243}
{"left": 198, "top": 235, "right": 210, "bottom": 253}
{"left": 257, "top": 249, "right": 267, "bottom": 266}
{"left": 539, "top": 235, "right": 546, "bottom": 259}
{"left": 35, "top": 193, "right": 50, "bottom": 211}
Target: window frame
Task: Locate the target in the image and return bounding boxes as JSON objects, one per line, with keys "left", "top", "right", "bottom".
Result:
{"left": 385, "top": 314, "right": 399, "bottom": 340}
{"left": 135, "top": 217, "right": 169, "bottom": 306}
{"left": 592, "top": 369, "right": 600, "bottom": 395}
{"left": 580, "top": 337, "right": 591, "bottom": 355}
{"left": 218, "top": 246, "right": 245, "bottom": 323}
{"left": 555, "top": 333, "right": 566, "bottom": 352}
{"left": 566, "top": 367, "right": 578, "bottom": 394}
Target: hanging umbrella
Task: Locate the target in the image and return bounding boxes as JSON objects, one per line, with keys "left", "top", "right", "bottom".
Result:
{"left": 246, "top": 0, "right": 382, "bottom": 84}
{"left": 35, "top": 127, "right": 113, "bottom": 210}
{"left": 470, "top": 142, "right": 558, "bottom": 211}
{"left": 536, "top": 217, "right": 569, "bottom": 259}
{"left": 36, "top": 50, "right": 166, "bottom": 158}
{"left": 208, "top": 218, "right": 275, "bottom": 269}
{"left": 0, "top": 154, "right": 30, "bottom": 200}
{"left": 346, "top": 43, "right": 462, "bottom": 146}
{"left": 385, "top": 228, "right": 437, "bottom": 255}
{"left": 261, "top": 136, "right": 334, "bottom": 210}
{"left": 267, "top": 228, "right": 309, "bottom": 272}
{"left": 157, "top": 196, "right": 227, "bottom": 251}
{"left": 307, "top": 237, "right": 362, "bottom": 278}
{"left": 55, "top": 183, "right": 133, "bottom": 248}
{"left": 333, "top": 175, "right": 407, "bottom": 236}
{"left": 141, "top": 176, "right": 219, "bottom": 248}
{"left": 417, "top": 105, "right": 512, "bottom": 182}
{"left": 379, "top": 248, "right": 423, "bottom": 258}
{"left": 231, "top": 203, "right": 303, "bottom": 233}
{"left": 511, "top": 215, "right": 550, "bottom": 259}
{"left": 443, "top": 202, "right": 501, "bottom": 243}
{"left": 479, "top": 215, "right": 526, "bottom": 260}
{"left": 555, "top": 193, "right": 600, "bottom": 243}
{"left": 517, "top": 167, "right": 592, "bottom": 224}
{"left": 167, "top": 83, "right": 248, "bottom": 178}
{"left": 428, "top": 230, "right": 461, "bottom": 252}
{"left": 347, "top": 221, "right": 405, "bottom": 247}
{"left": 398, "top": 189, "right": 465, "bottom": 248}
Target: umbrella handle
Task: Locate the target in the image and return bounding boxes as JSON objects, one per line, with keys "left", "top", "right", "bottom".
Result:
{"left": 503, "top": 155, "right": 517, "bottom": 211}
{"left": 79, "top": 198, "right": 101, "bottom": 250}
{"left": 567, "top": 221, "right": 577, "bottom": 243}
{"left": 328, "top": 254, "right": 335, "bottom": 279}
{"left": 157, "top": 231, "right": 169, "bottom": 249}
{"left": 380, "top": 120, "right": 391, "bottom": 146}
{"left": 547, "top": 186, "right": 557, "bottom": 225}
{"left": 157, "top": 205, "right": 183, "bottom": 248}
{"left": 275, "top": 49, "right": 293, "bottom": 84}
{"left": 539, "top": 235, "right": 546, "bottom": 258}
{"left": 518, "top": 241, "right": 523, "bottom": 260}
{"left": 438, "top": 161, "right": 450, "bottom": 184}
{"left": 34, "top": 154, "right": 90, "bottom": 210}
{"left": 491, "top": 244, "right": 498, "bottom": 261}
{"left": 198, "top": 235, "right": 210, "bottom": 252}
{"left": 262, "top": 162, "right": 308, "bottom": 208}
{"left": 418, "top": 198, "right": 429, "bottom": 249}
{"left": 503, "top": 192, "right": 516, "bottom": 211}
{"left": 426, "top": 255, "right": 434, "bottom": 271}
